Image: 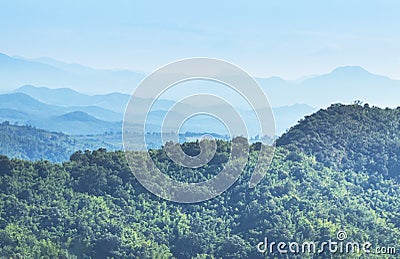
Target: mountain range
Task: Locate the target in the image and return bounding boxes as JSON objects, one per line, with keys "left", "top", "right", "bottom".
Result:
{"left": 0, "top": 92, "right": 121, "bottom": 135}
{"left": 1, "top": 52, "right": 400, "bottom": 138}
{"left": 1, "top": 52, "right": 400, "bottom": 109}
{"left": 2, "top": 85, "right": 316, "bottom": 136}
{"left": 260, "top": 66, "right": 400, "bottom": 108}
{"left": 0, "top": 53, "right": 143, "bottom": 94}
{"left": 14, "top": 85, "right": 129, "bottom": 114}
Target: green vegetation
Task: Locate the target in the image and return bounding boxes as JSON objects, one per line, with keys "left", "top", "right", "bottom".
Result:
{"left": 277, "top": 103, "right": 400, "bottom": 180}
{"left": 0, "top": 122, "right": 231, "bottom": 162}
{"left": 1, "top": 103, "right": 400, "bottom": 258}
{"left": 0, "top": 149, "right": 399, "bottom": 257}
{"left": 0, "top": 121, "right": 100, "bottom": 162}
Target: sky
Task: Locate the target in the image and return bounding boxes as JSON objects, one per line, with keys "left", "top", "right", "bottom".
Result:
{"left": 1, "top": 0, "right": 399, "bottom": 79}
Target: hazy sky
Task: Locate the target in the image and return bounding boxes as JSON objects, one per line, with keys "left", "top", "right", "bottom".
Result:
{"left": 1, "top": 0, "right": 399, "bottom": 79}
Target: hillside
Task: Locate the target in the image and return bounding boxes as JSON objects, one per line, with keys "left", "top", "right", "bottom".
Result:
{"left": 30, "top": 111, "right": 121, "bottom": 135}
{"left": 0, "top": 93, "right": 62, "bottom": 117}
{"left": 1, "top": 146, "right": 399, "bottom": 258}
{"left": 1, "top": 104, "right": 400, "bottom": 257}
{"left": 15, "top": 85, "right": 130, "bottom": 114}
{"left": 0, "top": 92, "right": 121, "bottom": 122}
{"left": 0, "top": 93, "right": 122, "bottom": 135}
{"left": 0, "top": 122, "right": 118, "bottom": 162}
{"left": 0, "top": 122, "right": 230, "bottom": 161}
{"left": 276, "top": 103, "right": 400, "bottom": 181}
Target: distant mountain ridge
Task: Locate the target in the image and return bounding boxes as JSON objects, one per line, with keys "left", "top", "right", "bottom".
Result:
{"left": 0, "top": 93, "right": 63, "bottom": 117}
{"left": 260, "top": 65, "right": 400, "bottom": 108}
{"left": 0, "top": 53, "right": 144, "bottom": 94}
{"left": 57, "top": 111, "right": 103, "bottom": 122}
{"left": 0, "top": 91, "right": 121, "bottom": 121}
{"left": 9, "top": 85, "right": 316, "bottom": 136}
{"left": 0, "top": 92, "right": 121, "bottom": 135}
{"left": 2, "top": 53, "right": 400, "bottom": 109}
{"left": 15, "top": 85, "right": 129, "bottom": 114}
{"left": 31, "top": 112, "right": 120, "bottom": 135}
{"left": 3, "top": 52, "right": 398, "bottom": 137}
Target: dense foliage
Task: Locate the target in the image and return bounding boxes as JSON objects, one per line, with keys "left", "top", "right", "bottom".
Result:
{"left": 1, "top": 143, "right": 399, "bottom": 258}
{"left": 0, "top": 122, "right": 95, "bottom": 162}
{"left": 1, "top": 103, "right": 400, "bottom": 258}
{"left": 0, "top": 122, "right": 233, "bottom": 162}
{"left": 0, "top": 122, "right": 124, "bottom": 162}
{"left": 277, "top": 103, "right": 400, "bottom": 180}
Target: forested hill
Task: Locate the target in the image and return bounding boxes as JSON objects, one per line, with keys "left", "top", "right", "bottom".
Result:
{"left": 0, "top": 122, "right": 106, "bottom": 162}
{"left": 1, "top": 146, "right": 400, "bottom": 258}
{"left": 277, "top": 103, "right": 400, "bottom": 180}
{"left": 1, "top": 104, "right": 400, "bottom": 257}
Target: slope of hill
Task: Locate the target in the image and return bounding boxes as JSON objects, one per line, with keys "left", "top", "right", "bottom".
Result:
{"left": 0, "top": 121, "right": 233, "bottom": 161}
{"left": 0, "top": 93, "right": 122, "bottom": 134}
{"left": 0, "top": 143, "right": 399, "bottom": 257}
{"left": 15, "top": 85, "right": 130, "bottom": 114}
{"left": 0, "top": 93, "right": 63, "bottom": 117}
{"left": 0, "top": 92, "right": 121, "bottom": 121}
{"left": 0, "top": 109, "right": 30, "bottom": 120}
{"left": 277, "top": 103, "right": 400, "bottom": 180}
{"left": 57, "top": 111, "right": 101, "bottom": 122}
{"left": 272, "top": 104, "right": 317, "bottom": 134}
{"left": 29, "top": 111, "right": 121, "bottom": 135}
{"left": 0, "top": 122, "right": 100, "bottom": 162}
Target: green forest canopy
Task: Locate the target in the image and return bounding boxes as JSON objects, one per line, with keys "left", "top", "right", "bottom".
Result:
{"left": 0, "top": 103, "right": 400, "bottom": 258}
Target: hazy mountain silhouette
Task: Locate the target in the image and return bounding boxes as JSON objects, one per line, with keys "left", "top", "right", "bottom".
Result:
{"left": 30, "top": 111, "right": 121, "bottom": 135}
{"left": 0, "top": 93, "right": 64, "bottom": 117}
{"left": 0, "top": 53, "right": 144, "bottom": 94}
{"left": 8, "top": 87, "right": 315, "bottom": 136}
{"left": 3, "top": 52, "right": 400, "bottom": 108}
{"left": 0, "top": 92, "right": 120, "bottom": 122}
{"left": 3, "top": 52, "right": 399, "bottom": 136}
{"left": 15, "top": 85, "right": 130, "bottom": 114}
{"left": 259, "top": 66, "right": 400, "bottom": 108}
